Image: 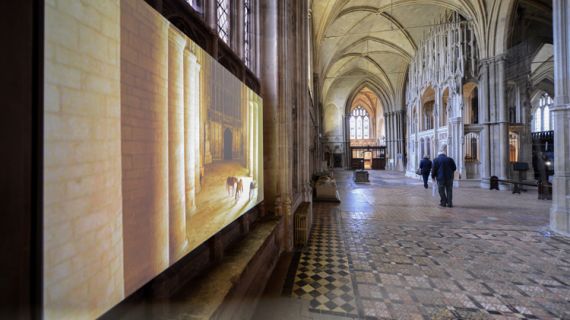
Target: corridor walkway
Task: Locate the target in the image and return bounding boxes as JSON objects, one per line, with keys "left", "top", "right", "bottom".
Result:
{"left": 254, "top": 170, "right": 570, "bottom": 320}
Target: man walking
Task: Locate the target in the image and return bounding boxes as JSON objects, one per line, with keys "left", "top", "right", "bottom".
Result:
{"left": 419, "top": 155, "right": 432, "bottom": 189}
{"left": 431, "top": 145, "right": 456, "bottom": 207}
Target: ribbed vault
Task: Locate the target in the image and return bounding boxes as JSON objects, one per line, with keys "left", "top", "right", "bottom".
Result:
{"left": 314, "top": 0, "right": 517, "bottom": 111}
{"left": 314, "top": 0, "right": 517, "bottom": 147}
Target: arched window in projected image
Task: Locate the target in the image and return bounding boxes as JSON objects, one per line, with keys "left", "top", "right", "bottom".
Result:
{"left": 350, "top": 106, "right": 370, "bottom": 140}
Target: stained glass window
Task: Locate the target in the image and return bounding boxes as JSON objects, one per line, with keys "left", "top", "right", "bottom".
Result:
{"left": 349, "top": 106, "right": 371, "bottom": 140}
{"left": 363, "top": 116, "right": 370, "bottom": 139}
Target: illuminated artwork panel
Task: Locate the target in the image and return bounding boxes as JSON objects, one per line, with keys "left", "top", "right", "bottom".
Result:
{"left": 43, "top": 0, "right": 263, "bottom": 318}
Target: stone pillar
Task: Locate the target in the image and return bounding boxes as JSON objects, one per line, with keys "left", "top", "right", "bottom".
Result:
{"left": 434, "top": 88, "right": 441, "bottom": 156}
{"left": 497, "top": 57, "right": 509, "bottom": 180}
{"left": 551, "top": 0, "right": 570, "bottom": 235}
{"left": 415, "top": 101, "right": 421, "bottom": 169}
{"left": 168, "top": 28, "right": 188, "bottom": 262}
{"left": 448, "top": 93, "right": 464, "bottom": 178}
{"left": 519, "top": 81, "right": 535, "bottom": 179}
{"left": 397, "top": 111, "right": 404, "bottom": 162}
{"left": 259, "top": 0, "right": 279, "bottom": 209}
{"left": 384, "top": 112, "right": 389, "bottom": 165}
{"left": 479, "top": 61, "right": 491, "bottom": 186}
{"left": 390, "top": 112, "right": 397, "bottom": 170}
{"left": 388, "top": 112, "right": 396, "bottom": 170}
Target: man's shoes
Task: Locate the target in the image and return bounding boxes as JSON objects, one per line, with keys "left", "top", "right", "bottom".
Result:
{"left": 447, "top": 203, "right": 453, "bottom": 208}
{"left": 424, "top": 185, "right": 428, "bottom": 189}
{"left": 439, "top": 203, "right": 446, "bottom": 207}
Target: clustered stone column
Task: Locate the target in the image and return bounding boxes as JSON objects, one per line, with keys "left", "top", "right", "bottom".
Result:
{"left": 551, "top": 0, "right": 570, "bottom": 235}
{"left": 477, "top": 56, "right": 510, "bottom": 188}
{"left": 497, "top": 57, "right": 509, "bottom": 181}
{"left": 478, "top": 60, "right": 492, "bottom": 185}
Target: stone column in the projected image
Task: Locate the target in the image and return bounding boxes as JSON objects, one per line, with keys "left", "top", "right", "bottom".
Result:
{"left": 184, "top": 50, "right": 201, "bottom": 216}
{"left": 193, "top": 57, "right": 202, "bottom": 195}
{"left": 184, "top": 49, "right": 196, "bottom": 212}
{"left": 168, "top": 27, "right": 188, "bottom": 262}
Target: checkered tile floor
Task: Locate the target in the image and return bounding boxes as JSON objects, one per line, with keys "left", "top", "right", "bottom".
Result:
{"left": 282, "top": 170, "right": 570, "bottom": 320}
{"left": 291, "top": 207, "right": 358, "bottom": 316}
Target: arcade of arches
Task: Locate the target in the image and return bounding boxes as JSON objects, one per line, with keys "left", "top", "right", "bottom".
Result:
{"left": 5, "top": 0, "right": 570, "bottom": 319}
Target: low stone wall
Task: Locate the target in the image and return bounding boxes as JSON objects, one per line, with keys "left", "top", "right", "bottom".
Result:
{"left": 100, "top": 208, "right": 284, "bottom": 320}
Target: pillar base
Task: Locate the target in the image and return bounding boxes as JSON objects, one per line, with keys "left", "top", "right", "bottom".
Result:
{"left": 480, "top": 177, "right": 509, "bottom": 191}
{"left": 550, "top": 207, "right": 570, "bottom": 237}
{"left": 480, "top": 178, "right": 490, "bottom": 189}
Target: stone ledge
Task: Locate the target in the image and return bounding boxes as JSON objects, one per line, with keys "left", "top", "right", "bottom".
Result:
{"left": 167, "top": 218, "right": 282, "bottom": 319}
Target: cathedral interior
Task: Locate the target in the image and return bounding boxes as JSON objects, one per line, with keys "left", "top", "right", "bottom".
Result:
{"left": 2, "top": 0, "right": 570, "bottom": 319}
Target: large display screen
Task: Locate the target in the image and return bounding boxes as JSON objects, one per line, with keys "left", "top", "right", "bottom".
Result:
{"left": 43, "top": 0, "right": 263, "bottom": 318}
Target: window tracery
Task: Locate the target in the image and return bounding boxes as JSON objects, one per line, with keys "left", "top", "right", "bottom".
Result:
{"left": 349, "top": 106, "right": 370, "bottom": 140}
{"left": 533, "top": 93, "right": 553, "bottom": 132}
{"left": 244, "top": 0, "right": 252, "bottom": 68}
{"left": 217, "top": 0, "right": 230, "bottom": 44}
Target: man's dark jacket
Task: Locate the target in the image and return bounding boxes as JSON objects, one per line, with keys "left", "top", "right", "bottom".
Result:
{"left": 431, "top": 154, "right": 456, "bottom": 182}
{"left": 419, "top": 158, "right": 432, "bottom": 175}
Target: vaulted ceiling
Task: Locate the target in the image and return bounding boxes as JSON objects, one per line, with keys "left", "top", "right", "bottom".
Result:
{"left": 311, "top": 0, "right": 518, "bottom": 112}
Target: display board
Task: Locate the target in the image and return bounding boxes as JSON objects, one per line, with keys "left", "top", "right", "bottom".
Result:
{"left": 43, "top": 0, "right": 263, "bottom": 318}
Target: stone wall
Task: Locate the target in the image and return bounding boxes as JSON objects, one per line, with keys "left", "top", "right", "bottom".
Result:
{"left": 44, "top": 0, "right": 124, "bottom": 318}
{"left": 120, "top": 0, "right": 170, "bottom": 295}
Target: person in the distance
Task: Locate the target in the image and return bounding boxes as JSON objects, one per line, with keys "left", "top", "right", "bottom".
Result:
{"left": 431, "top": 145, "right": 456, "bottom": 207}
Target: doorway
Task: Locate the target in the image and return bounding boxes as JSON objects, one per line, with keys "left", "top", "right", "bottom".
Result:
{"left": 363, "top": 151, "right": 372, "bottom": 170}
{"left": 224, "top": 128, "right": 233, "bottom": 160}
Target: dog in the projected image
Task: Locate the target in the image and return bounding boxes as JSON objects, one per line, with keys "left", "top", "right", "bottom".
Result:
{"left": 226, "top": 176, "right": 238, "bottom": 196}
{"left": 235, "top": 179, "right": 244, "bottom": 200}
{"left": 249, "top": 181, "right": 256, "bottom": 201}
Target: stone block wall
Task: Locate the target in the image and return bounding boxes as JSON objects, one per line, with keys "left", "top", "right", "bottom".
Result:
{"left": 120, "top": 0, "right": 170, "bottom": 296}
{"left": 44, "top": 0, "right": 124, "bottom": 319}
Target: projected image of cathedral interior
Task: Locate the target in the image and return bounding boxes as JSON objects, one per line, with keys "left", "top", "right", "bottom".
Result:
{"left": 3, "top": 0, "right": 570, "bottom": 319}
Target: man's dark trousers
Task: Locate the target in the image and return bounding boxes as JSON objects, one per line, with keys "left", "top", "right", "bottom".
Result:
{"left": 437, "top": 179, "right": 453, "bottom": 206}
{"left": 422, "top": 174, "right": 430, "bottom": 188}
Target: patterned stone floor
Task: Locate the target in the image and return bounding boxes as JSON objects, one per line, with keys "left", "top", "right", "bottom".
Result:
{"left": 253, "top": 170, "right": 570, "bottom": 320}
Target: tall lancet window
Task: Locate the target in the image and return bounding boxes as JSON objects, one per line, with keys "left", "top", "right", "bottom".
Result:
{"left": 244, "top": 0, "right": 252, "bottom": 68}
{"left": 217, "top": 0, "right": 230, "bottom": 44}
{"left": 349, "top": 117, "right": 356, "bottom": 139}
{"left": 350, "top": 106, "right": 370, "bottom": 140}
{"left": 356, "top": 116, "right": 363, "bottom": 139}
{"left": 533, "top": 93, "right": 553, "bottom": 132}
{"left": 363, "top": 116, "right": 370, "bottom": 139}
